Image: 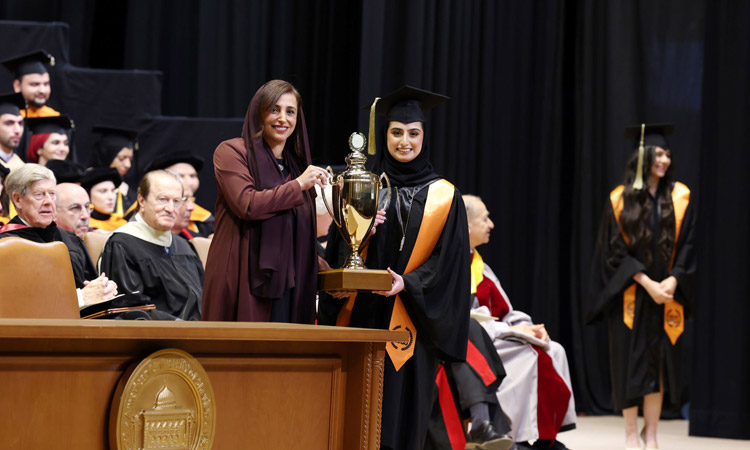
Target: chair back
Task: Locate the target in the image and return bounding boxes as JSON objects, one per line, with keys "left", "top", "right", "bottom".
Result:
{"left": 83, "top": 230, "right": 111, "bottom": 267}
{"left": 0, "top": 237, "right": 80, "bottom": 319}
{"left": 191, "top": 236, "right": 212, "bottom": 268}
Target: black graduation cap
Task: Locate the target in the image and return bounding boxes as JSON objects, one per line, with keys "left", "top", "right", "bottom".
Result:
{"left": 624, "top": 123, "right": 675, "bottom": 190}
{"left": 80, "top": 167, "right": 122, "bottom": 193}
{"left": 624, "top": 123, "right": 674, "bottom": 150}
{"left": 46, "top": 159, "right": 86, "bottom": 184}
{"left": 0, "top": 92, "right": 25, "bottom": 116}
{"left": 26, "top": 115, "right": 74, "bottom": 135}
{"left": 1, "top": 49, "right": 55, "bottom": 79}
{"left": 145, "top": 152, "right": 204, "bottom": 173}
{"left": 373, "top": 85, "right": 449, "bottom": 123}
{"left": 92, "top": 125, "right": 139, "bottom": 167}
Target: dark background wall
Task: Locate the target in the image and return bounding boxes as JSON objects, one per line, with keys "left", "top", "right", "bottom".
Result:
{"left": 1, "top": 0, "right": 748, "bottom": 439}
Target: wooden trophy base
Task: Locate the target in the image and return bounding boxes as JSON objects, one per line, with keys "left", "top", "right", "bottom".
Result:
{"left": 318, "top": 268, "right": 393, "bottom": 292}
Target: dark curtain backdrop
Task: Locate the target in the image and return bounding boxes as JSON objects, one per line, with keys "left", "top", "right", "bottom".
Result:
{"left": 2, "top": 0, "right": 749, "bottom": 439}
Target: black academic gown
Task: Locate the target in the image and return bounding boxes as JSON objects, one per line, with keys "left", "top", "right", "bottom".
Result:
{"left": 1, "top": 216, "right": 97, "bottom": 288}
{"left": 321, "top": 182, "right": 471, "bottom": 450}
{"left": 99, "top": 232, "right": 204, "bottom": 320}
{"left": 587, "top": 189, "right": 696, "bottom": 411}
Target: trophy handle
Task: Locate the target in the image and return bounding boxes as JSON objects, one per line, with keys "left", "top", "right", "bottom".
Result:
{"left": 322, "top": 166, "right": 342, "bottom": 228}
{"left": 379, "top": 172, "right": 392, "bottom": 211}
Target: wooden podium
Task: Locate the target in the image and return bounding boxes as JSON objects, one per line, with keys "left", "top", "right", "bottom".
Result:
{"left": 0, "top": 319, "right": 406, "bottom": 449}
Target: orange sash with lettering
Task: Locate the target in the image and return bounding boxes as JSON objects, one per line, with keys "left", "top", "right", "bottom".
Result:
{"left": 610, "top": 182, "right": 690, "bottom": 345}
{"left": 336, "top": 179, "right": 455, "bottom": 371}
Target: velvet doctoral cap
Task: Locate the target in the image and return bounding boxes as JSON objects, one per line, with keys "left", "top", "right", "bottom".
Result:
{"left": 80, "top": 167, "right": 122, "bottom": 193}
{"left": 0, "top": 92, "right": 25, "bottom": 116}
{"left": 46, "top": 159, "right": 86, "bottom": 184}
{"left": 145, "top": 152, "right": 204, "bottom": 173}
{"left": 1, "top": 50, "right": 55, "bottom": 79}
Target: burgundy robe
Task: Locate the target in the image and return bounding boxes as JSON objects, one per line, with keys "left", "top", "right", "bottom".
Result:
{"left": 201, "top": 84, "right": 317, "bottom": 323}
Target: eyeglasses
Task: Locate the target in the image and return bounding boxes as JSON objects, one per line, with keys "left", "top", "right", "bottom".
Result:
{"left": 67, "top": 203, "right": 93, "bottom": 214}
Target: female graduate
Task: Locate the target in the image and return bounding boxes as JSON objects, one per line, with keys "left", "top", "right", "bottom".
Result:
{"left": 25, "top": 115, "right": 73, "bottom": 165}
{"left": 321, "top": 86, "right": 471, "bottom": 450}
{"left": 81, "top": 167, "right": 127, "bottom": 231}
{"left": 92, "top": 126, "right": 138, "bottom": 218}
{"left": 587, "top": 124, "right": 696, "bottom": 450}
{"left": 201, "top": 79, "right": 326, "bottom": 323}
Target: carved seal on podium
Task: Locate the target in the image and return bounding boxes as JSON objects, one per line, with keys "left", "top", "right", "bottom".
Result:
{"left": 109, "top": 348, "right": 216, "bottom": 450}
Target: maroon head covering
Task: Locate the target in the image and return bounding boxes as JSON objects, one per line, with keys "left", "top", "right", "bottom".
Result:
{"left": 241, "top": 81, "right": 317, "bottom": 309}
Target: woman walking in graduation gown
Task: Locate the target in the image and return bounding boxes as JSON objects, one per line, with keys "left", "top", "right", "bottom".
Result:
{"left": 202, "top": 80, "right": 327, "bottom": 323}
{"left": 587, "top": 124, "right": 696, "bottom": 450}
{"left": 321, "top": 86, "right": 471, "bottom": 450}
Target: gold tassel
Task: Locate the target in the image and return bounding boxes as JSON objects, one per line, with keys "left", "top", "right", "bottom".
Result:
{"left": 368, "top": 97, "right": 380, "bottom": 155}
{"left": 632, "top": 123, "right": 645, "bottom": 190}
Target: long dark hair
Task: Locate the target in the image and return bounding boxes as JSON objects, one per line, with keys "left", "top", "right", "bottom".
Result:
{"left": 618, "top": 145, "right": 676, "bottom": 266}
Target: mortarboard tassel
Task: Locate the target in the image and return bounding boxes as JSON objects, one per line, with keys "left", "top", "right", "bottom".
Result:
{"left": 632, "top": 123, "right": 645, "bottom": 190}
{"left": 368, "top": 97, "right": 380, "bottom": 155}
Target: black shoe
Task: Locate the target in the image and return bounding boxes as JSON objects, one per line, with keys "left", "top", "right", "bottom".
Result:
{"left": 514, "top": 442, "right": 534, "bottom": 450}
{"left": 466, "top": 421, "right": 514, "bottom": 450}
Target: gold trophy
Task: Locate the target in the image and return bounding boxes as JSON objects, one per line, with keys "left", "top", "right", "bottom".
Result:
{"left": 318, "top": 131, "right": 393, "bottom": 291}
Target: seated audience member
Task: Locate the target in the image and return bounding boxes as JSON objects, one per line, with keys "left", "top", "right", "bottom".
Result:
{"left": 98, "top": 170, "right": 203, "bottom": 320}
{"left": 0, "top": 92, "right": 25, "bottom": 171}
{"left": 427, "top": 318, "right": 514, "bottom": 450}
{"left": 0, "top": 163, "right": 116, "bottom": 308}
{"left": 171, "top": 185, "right": 196, "bottom": 241}
{"left": 81, "top": 168, "right": 127, "bottom": 231}
{"left": 55, "top": 183, "right": 92, "bottom": 239}
{"left": 1, "top": 49, "right": 60, "bottom": 118}
{"left": 91, "top": 125, "right": 138, "bottom": 217}
{"left": 25, "top": 115, "right": 73, "bottom": 165}
{"left": 46, "top": 159, "right": 86, "bottom": 184}
{"left": 464, "top": 195, "right": 576, "bottom": 450}
{"left": 145, "top": 152, "right": 214, "bottom": 237}
{"left": 0, "top": 164, "right": 10, "bottom": 224}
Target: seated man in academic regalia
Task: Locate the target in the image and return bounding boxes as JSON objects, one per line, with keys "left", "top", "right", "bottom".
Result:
{"left": 98, "top": 170, "right": 203, "bottom": 321}
{"left": 463, "top": 195, "right": 576, "bottom": 450}
{"left": 0, "top": 163, "right": 117, "bottom": 308}
{"left": 1, "top": 49, "right": 60, "bottom": 118}
{"left": 145, "top": 152, "right": 214, "bottom": 238}
{"left": 55, "top": 182, "right": 92, "bottom": 239}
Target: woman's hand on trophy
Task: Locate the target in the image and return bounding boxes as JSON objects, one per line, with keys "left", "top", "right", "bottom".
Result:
{"left": 296, "top": 165, "right": 329, "bottom": 190}
{"left": 373, "top": 268, "right": 404, "bottom": 297}
{"left": 369, "top": 209, "right": 387, "bottom": 236}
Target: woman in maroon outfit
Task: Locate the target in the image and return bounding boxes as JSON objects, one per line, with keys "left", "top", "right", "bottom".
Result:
{"left": 202, "top": 80, "right": 328, "bottom": 323}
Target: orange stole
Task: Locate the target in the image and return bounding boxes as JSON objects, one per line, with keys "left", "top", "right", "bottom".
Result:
{"left": 336, "top": 179, "right": 455, "bottom": 371}
{"left": 20, "top": 105, "right": 60, "bottom": 118}
{"left": 610, "top": 182, "right": 690, "bottom": 345}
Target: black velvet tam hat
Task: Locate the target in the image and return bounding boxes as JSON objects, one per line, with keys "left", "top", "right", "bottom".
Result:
{"left": 46, "top": 159, "right": 86, "bottom": 184}
{"left": 0, "top": 92, "right": 26, "bottom": 116}
{"left": 624, "top": 123, "right": 674, "bottom": 149}
{"left": 80, "top": 167, "right": 122, "bottom": 193}
{"left": 374, "top": 85, "right": 449, "bottom": 123}
{"left": 1, "top": 50, "right": 55, "bottom": 79}
{"left": 26, "top": 115, "right": 74, "bottom": 135}
{"left": 145, "top": 152, "right": 204, "bottom": 173}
